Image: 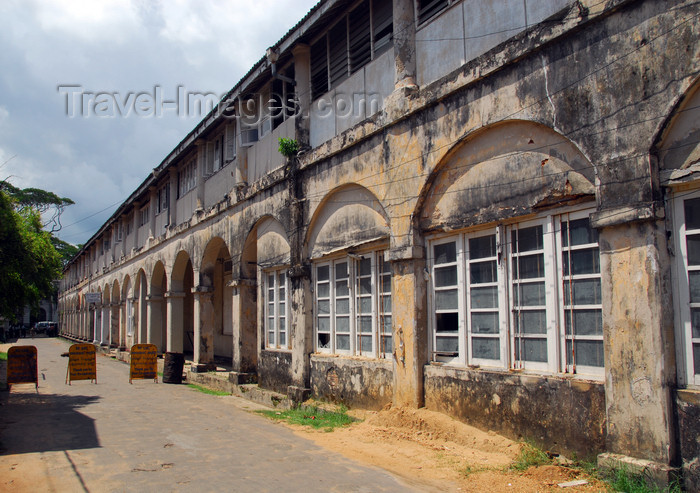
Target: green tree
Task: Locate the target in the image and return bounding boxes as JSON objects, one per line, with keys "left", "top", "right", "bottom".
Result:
{"left": 0, "top": 181, "right": 71, "bottom": 322}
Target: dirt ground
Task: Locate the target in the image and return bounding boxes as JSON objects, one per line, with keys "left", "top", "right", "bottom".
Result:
{"left": 287, "top": 406, "right": 608, "bottom": 492}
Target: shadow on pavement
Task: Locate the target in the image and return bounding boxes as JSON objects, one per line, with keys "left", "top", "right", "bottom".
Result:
{"left": 0, "top": 392, "right": 100, "bottom": 455}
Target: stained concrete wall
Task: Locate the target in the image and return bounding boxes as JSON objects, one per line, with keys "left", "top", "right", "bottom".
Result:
{"left": 424, "top": 365, "right": 607, "bottom": 458}
{"left": 259, "top": 350, "right": 293, "bottom": 394}
{"left": 675, "top": 390, "right": 700, "bottom": 491}
{"left": 311, "top": 356, "right": 393, "bottom": 409}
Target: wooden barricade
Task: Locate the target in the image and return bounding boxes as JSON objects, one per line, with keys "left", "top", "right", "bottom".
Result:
{"left": 66, "top": 343, "right": 97, "bottom": 385}
{"left": 129, "top": 344, "right": 158, "bottom": 384}
{"left": 7, "top": 346, "right": 38, "bottom": 389}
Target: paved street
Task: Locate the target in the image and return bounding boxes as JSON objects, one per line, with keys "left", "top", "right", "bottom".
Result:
{"left": 0, "top": 338, "right": 415, "bottom": 492}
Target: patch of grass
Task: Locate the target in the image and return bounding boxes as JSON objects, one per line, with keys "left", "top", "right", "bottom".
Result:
{"left": 603, "top": 466, "right": 682, "bottom": 493}
{"left": 186, "top": 383, "right": 229, "bottom": 396}
{"left": 257, "top": 404, "right": 355, "bottom": 431}
{"left": 0, "top": 352, "right": 6, "bottom": 361}
{"left": 509, "top": 442, "right": 551, "bottom": 471}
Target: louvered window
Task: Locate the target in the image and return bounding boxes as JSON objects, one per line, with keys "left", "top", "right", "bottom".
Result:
{"left": 372, "top": 0, "right": 392, "bottom": 55}
{"left": 349, "top": 1, "right": 371, "bottom": 73}
{"left": 417, "top": 0, "right": 449, "bottom": 24}
{"left": 310, "top": 37, "right": 328, "bottom": 100}
{"left": 328, "top": 20, "right": 349, "bottom": 88}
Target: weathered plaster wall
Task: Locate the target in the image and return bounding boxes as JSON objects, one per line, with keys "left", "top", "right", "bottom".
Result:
{"left": 311, "top": 356, "right": 393, "bottom": 409}
{"left": 424, "top": 365, "right": 607, "bottom": 458}
{"left": 675, "top": 390, "right": 700, "bottom": 491}
{"left": 259, "top": 350, "right": 293, "bottom": 394}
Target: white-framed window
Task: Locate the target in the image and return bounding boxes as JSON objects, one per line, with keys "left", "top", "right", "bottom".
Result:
{"left": 673, "top": 190, "right": 700, "bottom": 386}
{"left": 177, "top": 158, "right": 197, "bottom": 198}
{"left": 156, "top": 184, "right": 169, "bottom": 215}
{"left": 265, "top": 269, "right": 288, "bottom": 350}
{"left": 114, "top": 222, "right": 123, "bottom": 242}
{"left": 314, "top": 249, "right": 392, "bottom": 357}
{"left": 205, "top": 133, "right": 225, "bottom": 176}
{"left": 139, "top": 205, "right": 149, "bottom": 227}
{"left": 428, "top": 208, "right": 603, "bottom": 377}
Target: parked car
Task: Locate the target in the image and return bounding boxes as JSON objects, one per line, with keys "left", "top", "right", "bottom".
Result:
{"left": 34, "top": 321, "right": 58, "bottom": 337}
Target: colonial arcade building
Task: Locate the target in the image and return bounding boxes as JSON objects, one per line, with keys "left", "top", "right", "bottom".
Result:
{"left": 59, "top": 0, "right": 700, "bottom": 487}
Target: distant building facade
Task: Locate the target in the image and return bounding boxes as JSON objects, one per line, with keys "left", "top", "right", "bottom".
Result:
{"left": 59, "top": 0, "right": 700, "bottom": 487}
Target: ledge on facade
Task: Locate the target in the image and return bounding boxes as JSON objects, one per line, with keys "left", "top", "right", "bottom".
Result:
{"left": 590, "top": 203, "right": 664, "bottom": 229}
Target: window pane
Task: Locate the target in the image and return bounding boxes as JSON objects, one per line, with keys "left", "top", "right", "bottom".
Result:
{"left": 335, "top": 262, "right": 348, "bottom": 279}
{"left": 684, "top": 197, "right": 700, "bottom": 230}
{"left": 561, "top": 218, "right": 597, "bottom": 247}
{"left": 382, "top": 296, "right": 392, "bottom": 313}
{"left": 268, "top": 331, "right": 275, "bottom": 345}
{"left": 565, "top": 309, "right": 603, "bottom": 336}
{"left": 317, "top": 265, "right": 329, "bottom": 281}
{"left": 436, "top": 312, "right": 458, "bottom": 333}
{"left": 472, "top": 338, "right": 499, "bottom": 360}
{"left": 279, "top": 332, "right": 286, "bottom": 347}
{"left": 318, "top": 317, "right": 330, "bottom": 332}
{"left": 471, "top": 312, "right": 499, "bottom": 334}
{"left": 336, "top": 334, "right": 350, "bottom": 350}
{"left": 435, "top": 266, "right": 457, "bottom": 287}
{"left": 357, "top": 335, "right": 373, "bottom": 352}
{"left": 514, "top": 282, "right": 545, "bottom": 307}
{"left": 381, "top": 335, "right": 393, "bottom": 354}
{"left": 382, "top": 275, "right": 391, "bottom": 292}
{"left": 567, "top": 339, "right": 604, "bottom": 368}
{"left": 512, "top": 225, "right": 543, "bottom": 252}
{"left": 564, "top": 278, "right": 601, "bottom": 305}
{"left": 318, "top": 333, "right": 331, "bottom": 349}
{"left": 279, "top": 317, "right": 286, "bottom": 332}
{"left": 436, "top": 336, "right": 458, "bottom": 352}
{"left": 359, "top": 315, "right": 372, "bottom": 333}
{"left": 317, "top": 300, "right": 330, "bottom": 314}
{"left": 470, "top": 260, "right": 497, "bottom": 284}
{"left": 336, "top": 299, "right": 350, "bottom": 314}
{"left": 434, "top": 242, "right": 456, "bottom": 264}
{"left": 359, "top": 297, "right": 372, "bottom": 313}
{"left": 359, "top": 277, "right": 372, "bottom": 295}
{"left": 336, "top": 316, "right": 350, "bottom": 333}
{"left": 515, "top": 338, "right": 548, "bottom": 362}
{"left": 359, "top": 257, "right": 371, "bottom": 276}
{"left": 336, "top": 280, "right": 349, "bottom": 296}
{"left": 563, "top": 248, "right": 600, "bottom": 276}
{"left": 690, "top": 272, "right": 700, "bottom": 303}
{"left": 382, "top": 315, "right": 392, "bottom": 334}
{"left": 692, "top": 309, "right": 700, "bottom": 338}
{"left": 435, "top": 289, "right": 458, "bottom": 310}
{"left": 687, "top": 234, "right": 700, "bottom": 266}
{"left": 469, "top": 235, "right": 496, "bottom": 259}
{"left": 317, "top": 282, "right": 330, "bottom": 298}
{"left": 694, "top": 343, "right": 700, "bottom": 375}
{"left": 471, "top": 286, "right": 498, "bottom": 308}
{"left": 513, "top": 254, "right": 544, "bottom": 279}
{"left": 268, "top": 288, "right": 274, "bottom": 302}
{"left": 514, "top": 310, "right": 546, "bottom": 334}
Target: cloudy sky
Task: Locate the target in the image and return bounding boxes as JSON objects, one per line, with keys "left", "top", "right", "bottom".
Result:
{"left": 0, "top": 0, "right": 318, "bottom": 246}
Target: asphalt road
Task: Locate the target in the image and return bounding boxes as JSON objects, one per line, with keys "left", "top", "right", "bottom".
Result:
{"left": 0, "top": 338, "right": 415, "bottom": 492}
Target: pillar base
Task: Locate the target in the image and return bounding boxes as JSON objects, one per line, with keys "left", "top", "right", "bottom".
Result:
{"left": 190, "top": 363, "right": 217, "bottom": 373}
{"left": 597, "top": 453, "right": 680, "bottom": 489}
{"left": 287, "top": 385, "right": 311, "bottom": 406}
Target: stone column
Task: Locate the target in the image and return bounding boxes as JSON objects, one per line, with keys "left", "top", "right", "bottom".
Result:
{"left": 101, "top": 304, "right": 110, "bottom": 345}
{"left": 119, "top": 301, "right": 127, "bottom": 350}
{"left": 192, "top": 286, "right": 215, "bottom": 371}
{"left": 288, "top": 265, "right": 313, "bottom": 399}
{"left": 292, "top": 44, "right": 311, "bottom": 148}
{"left": 388, "top": 246, "right": 428, "bottom": 408}
{"left": 393, "top": 0, "right": 417, "bottom": 90}
{"left": 146, "top": 295, "right": 164, "bottom": 352}
{"left": 230, "top": 278, "right": 258, "bottom": 376}
{"left": 165, "top": 291, "right": 185, "bottom": 353}
{"left": 195, "top": 140, "right": 206, "bottom": 212}
{"left": 596, "top": 218, "right": 677, "bottom": 471}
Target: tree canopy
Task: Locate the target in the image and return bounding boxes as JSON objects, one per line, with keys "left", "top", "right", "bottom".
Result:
{"left": 0, "top": 180, "right": 74, "bottom": 322}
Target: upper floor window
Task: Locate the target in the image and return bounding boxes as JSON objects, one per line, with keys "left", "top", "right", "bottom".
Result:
{"left": 139, "top": 205, "right": 149, "bottom": 227}
{"left": 156, "top": 184, "right": 169, "bottom": 214}
{"left": 673, "top": 191, "right": 700, "bottom": 386}
{"left": 177, "top": 158, "right": 197, "bottom": 198}
{"left": 310, "top": 0, "right": 393, "bottom": 100}
{"left": 205, "top": 133, "right": 225, "bottom": 176}
{"left": 315, "top": 250, "right": 392, "bottom": 358}
{"left": 429, "top": 209, "right": 603, "bottom": 377}
{"left": 114, "top": 222, "right": 123, "bottom": 242}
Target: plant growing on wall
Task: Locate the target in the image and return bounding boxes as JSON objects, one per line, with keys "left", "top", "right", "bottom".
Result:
{"left": 278, "top": 137, "right": 299, "bottom": 159}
